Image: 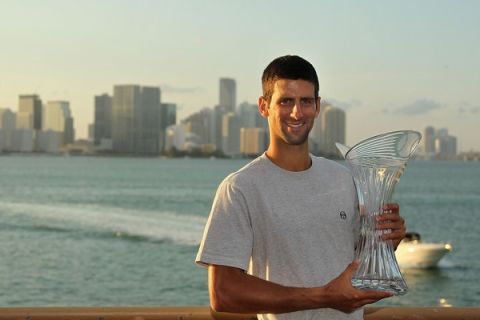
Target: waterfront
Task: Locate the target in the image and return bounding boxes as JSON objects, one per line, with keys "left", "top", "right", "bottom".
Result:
{"left": 0, "top": 156, "right": 479, "bottom": 307}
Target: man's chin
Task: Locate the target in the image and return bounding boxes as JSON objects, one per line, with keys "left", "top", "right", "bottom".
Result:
{"left": 283, "top": 135, "right": 309, "bottom": 146}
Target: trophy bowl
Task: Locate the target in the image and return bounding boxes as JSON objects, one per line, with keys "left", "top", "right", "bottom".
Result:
{"left": 336, "top": 130, "right": 421, "bottom": 295}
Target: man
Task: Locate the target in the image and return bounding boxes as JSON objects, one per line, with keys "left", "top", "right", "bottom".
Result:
{"left": 196, "top": 55, "right": 406, "bottom": 320}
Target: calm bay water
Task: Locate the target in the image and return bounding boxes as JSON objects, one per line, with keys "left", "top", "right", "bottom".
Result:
{"left": 0, "top": 155, "right": 479, "bottom": 307}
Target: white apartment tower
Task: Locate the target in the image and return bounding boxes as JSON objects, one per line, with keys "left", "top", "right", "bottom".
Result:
{"left": 319, "top": 104, "right": 346, "bottom": 157}
{"left": 222, "top": 112, "right": 240, "bottom": 157}
{"left": 42, "top": 101, "right": 75, "bottom": 146}
{"left": 43, "top": 101, "right": 71, "bottom": 132}
{"left": 240, "top": 127, "right": 267, "bottom": 156}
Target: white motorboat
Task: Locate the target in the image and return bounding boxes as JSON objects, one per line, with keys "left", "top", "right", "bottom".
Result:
{"left": 395, "top": 232, "right": 452, "bottom": 269}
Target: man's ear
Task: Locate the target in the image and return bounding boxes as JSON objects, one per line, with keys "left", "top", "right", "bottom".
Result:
{"left": 315, "top": 96, "right": 321, "bottom": 117}
{"left": 258, "top": 96, "right": 269, "bottom": 118}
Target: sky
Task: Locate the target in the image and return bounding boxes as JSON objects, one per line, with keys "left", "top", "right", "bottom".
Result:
{"left": 1, "top": 0, "right": 479, "bottom": 151}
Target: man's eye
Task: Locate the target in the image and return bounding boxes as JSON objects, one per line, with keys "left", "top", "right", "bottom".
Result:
{"left": 280, "top": 99, "right": 294, "bottom": 106}
{"left": 301, "top": 98, "right": 315, "bottom": 106}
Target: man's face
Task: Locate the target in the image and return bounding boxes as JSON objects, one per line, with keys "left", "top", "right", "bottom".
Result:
{"left": 260, "top": 79, "right": 320, "bottom": 146}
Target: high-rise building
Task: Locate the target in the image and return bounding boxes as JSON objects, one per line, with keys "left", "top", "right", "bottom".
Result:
{"left": 135, "top": 86, "right": 162, "bottom": 154}
{"left": 36, "top": 130, "right": 62, "bottom": 153}
{"left": 94, "top": 94, "right": 112, "bottom": 146}
{"left": 0, "top": 108, "right": 16, "bottom": 151}
{"left": 160, "top": 103, "right": 177, "bottom": 152}
{"left": 310, "top": 112, "right": 323, "bottom": 153}
{"left": 88, "top": 124, "right": 95, "bottom": 141}
{"left": 43, "top": 101, "right": 70, "bottom": 132}
{"left": 423, "top": 126, "right": 436, "bottom": 156}
{"left": 12, "top": 129, "right": 34, "bottom": 152}
{"left": 213, "top": 104, "right": 227, "bottom": 152}
{"left": 240, "top": 127, "right": 267, "bottom": 156}
{"left": 237, "top": 102, "right": 258, "bottom": 128}
{"left": 43, "top": 100, "right": 74, "bottom": 145}
{"left": 112, "top": 85, "right": 140, "bottom": 153}
{"left": 112, "top": 85, "right": 162, "bottom": 154}
{"left": 435, "top": 135, "right": 457, "bottom": 160}
{"left": 421, "top": 126, "right": 458, "bottom": 160}
{"left": 319, "top": 104, "right": 346, "bottom": 157}
{"left": 182, "top": 107, "right": 214, "bottom": 145}
{"left": 436, "top": 128, "right": 449, "bottom": 138}
{"left": 222, "top": 112, "right": 240, "bottom": 157}
{"left": 17, "top": 94, "right": 42, "bottom": 130}
{"left": 64, "top": 117, "right": 75, "bottom": 144}
{"left": 434, "top": 128, "right": 457, "bottom": 160}
{"left": 219, "top": 78, "right": 236, "bottom": 112}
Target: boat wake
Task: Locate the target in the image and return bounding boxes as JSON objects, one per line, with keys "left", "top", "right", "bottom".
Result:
{"left": 0, "top": 201, "right": 206, "bottom": 246}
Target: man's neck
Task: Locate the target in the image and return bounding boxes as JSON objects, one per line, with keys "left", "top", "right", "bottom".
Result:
{"left": 265, "top": 144, "right": 312, "bottom": 172}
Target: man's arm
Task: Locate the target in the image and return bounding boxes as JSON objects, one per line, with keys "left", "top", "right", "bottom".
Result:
{"left": 208, "top": 260, "right": 392, "bottom": 315}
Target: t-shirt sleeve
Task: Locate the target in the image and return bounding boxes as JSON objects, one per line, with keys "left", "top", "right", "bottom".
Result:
{"left": 195, "top": 177, "right": 253, "bottom": 271}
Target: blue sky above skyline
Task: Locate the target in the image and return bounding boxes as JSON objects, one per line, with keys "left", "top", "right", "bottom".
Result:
{"left": 1, "top": 0, "right": 479, "bottom": 151}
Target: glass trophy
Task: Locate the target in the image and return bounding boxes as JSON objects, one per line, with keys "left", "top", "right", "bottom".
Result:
{"left": 336, "top": 130, "right": 421, "bottom": 295}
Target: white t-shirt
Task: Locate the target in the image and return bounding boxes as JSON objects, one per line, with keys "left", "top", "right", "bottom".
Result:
{"left": 196, "top": 154, "right": 361, "bottom": 320}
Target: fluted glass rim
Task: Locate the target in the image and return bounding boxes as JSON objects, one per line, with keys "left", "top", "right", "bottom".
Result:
{"left": 344, "top": 129, "right": 422, "bottom": 162}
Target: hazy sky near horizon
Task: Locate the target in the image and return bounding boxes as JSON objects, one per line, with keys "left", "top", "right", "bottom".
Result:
{"left": 1, "top": 0, "right": 479, "bottom": 151}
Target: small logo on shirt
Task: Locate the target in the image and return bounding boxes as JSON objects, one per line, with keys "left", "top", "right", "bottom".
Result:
{"left": 339, "top": 211, "right": 347, "bottom": 220}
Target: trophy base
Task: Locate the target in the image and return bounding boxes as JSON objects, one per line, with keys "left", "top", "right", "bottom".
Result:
{"left": 352, "top": 278, "right": 408, "bottom": 296}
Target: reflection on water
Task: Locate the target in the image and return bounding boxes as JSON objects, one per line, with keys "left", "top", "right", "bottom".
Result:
{"left": 439, "top": 298, "right": 452, "bottom": 307}
{"left": 378, "top": 266, "right": 457, "bottom": 307}
{"left": 402, "top": 267, "right": 451, "bottom": 288}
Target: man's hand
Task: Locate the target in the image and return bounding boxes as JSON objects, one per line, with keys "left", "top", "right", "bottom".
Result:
{"left": 320, "top": 260, "right": 393, "bottom": 313}
{"left": 376, "top": 203, "right": 406, "bottom": 249}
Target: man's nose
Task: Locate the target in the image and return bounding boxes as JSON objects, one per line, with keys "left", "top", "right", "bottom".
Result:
{"left": 290, "top": 102, "right": 303, "bottom": 119}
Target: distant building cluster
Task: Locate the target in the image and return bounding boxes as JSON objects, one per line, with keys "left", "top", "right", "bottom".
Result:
{"left": 0, "top": 95, "right": 75, "bottom": 153}
{"left": 142, "top": 78, "right": 345, "bottom": 158}
{"left": 163, "top": 78, "right": 268, "bottom": 157}
{"left": 0, "top": 78, "right": 348, "bottom": 159}
{"left": 4, "top": 79, "right": 471, "bottom": 161}
{"left": 417, "top": 126, "right": 458, "bottom": 160}
{"left": 90, "top": 79, "right": 267, "bottom": 157}
{"left": 91, "top": 78, "right": 347, "bottom": 158}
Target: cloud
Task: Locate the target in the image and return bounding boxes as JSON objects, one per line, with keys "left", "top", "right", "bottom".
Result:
{"left": 324, "top": 98, "right": 362, "bottom": 111}
{"left": 391, "top": 99, "right": 444, "bottom": 115}
{"left": 160, "top": 84, "right": 202, "bottom": 94}
{"left": 457, "top": 102, "right": 480, "bottom": 115}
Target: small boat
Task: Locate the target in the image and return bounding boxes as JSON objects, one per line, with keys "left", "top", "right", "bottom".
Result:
{"left": 395, "top": 232, "right": 452, "bottom": 269}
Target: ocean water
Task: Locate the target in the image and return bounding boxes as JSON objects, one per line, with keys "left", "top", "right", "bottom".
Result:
{"left": 0, "top": 156, "right": 479, "bottom": 307}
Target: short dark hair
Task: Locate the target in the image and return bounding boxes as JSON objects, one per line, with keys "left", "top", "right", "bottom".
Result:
{"left": 261, "top": 55, "right": 319, "bottom": 102}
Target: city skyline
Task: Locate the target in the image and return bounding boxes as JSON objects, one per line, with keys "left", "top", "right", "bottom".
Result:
{"left": 1, "top": 1, "right": 479, "bottom": 152}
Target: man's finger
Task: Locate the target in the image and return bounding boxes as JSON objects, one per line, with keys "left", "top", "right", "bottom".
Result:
{"left": 345, "top": 260, "right": 360, "bottom": 276}
{"left": 383, "top": 203, "right": 399, "bottom": 213}
{"left": 360, "top": 290, "right": 393, "bottom": 300}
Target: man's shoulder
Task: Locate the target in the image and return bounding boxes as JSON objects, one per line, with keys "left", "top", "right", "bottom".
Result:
{"left": 311, "top": 155, "right": 350, "bottom": 174}
{"left": 223, "top": 155, "right": 268, "bottom": 186}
